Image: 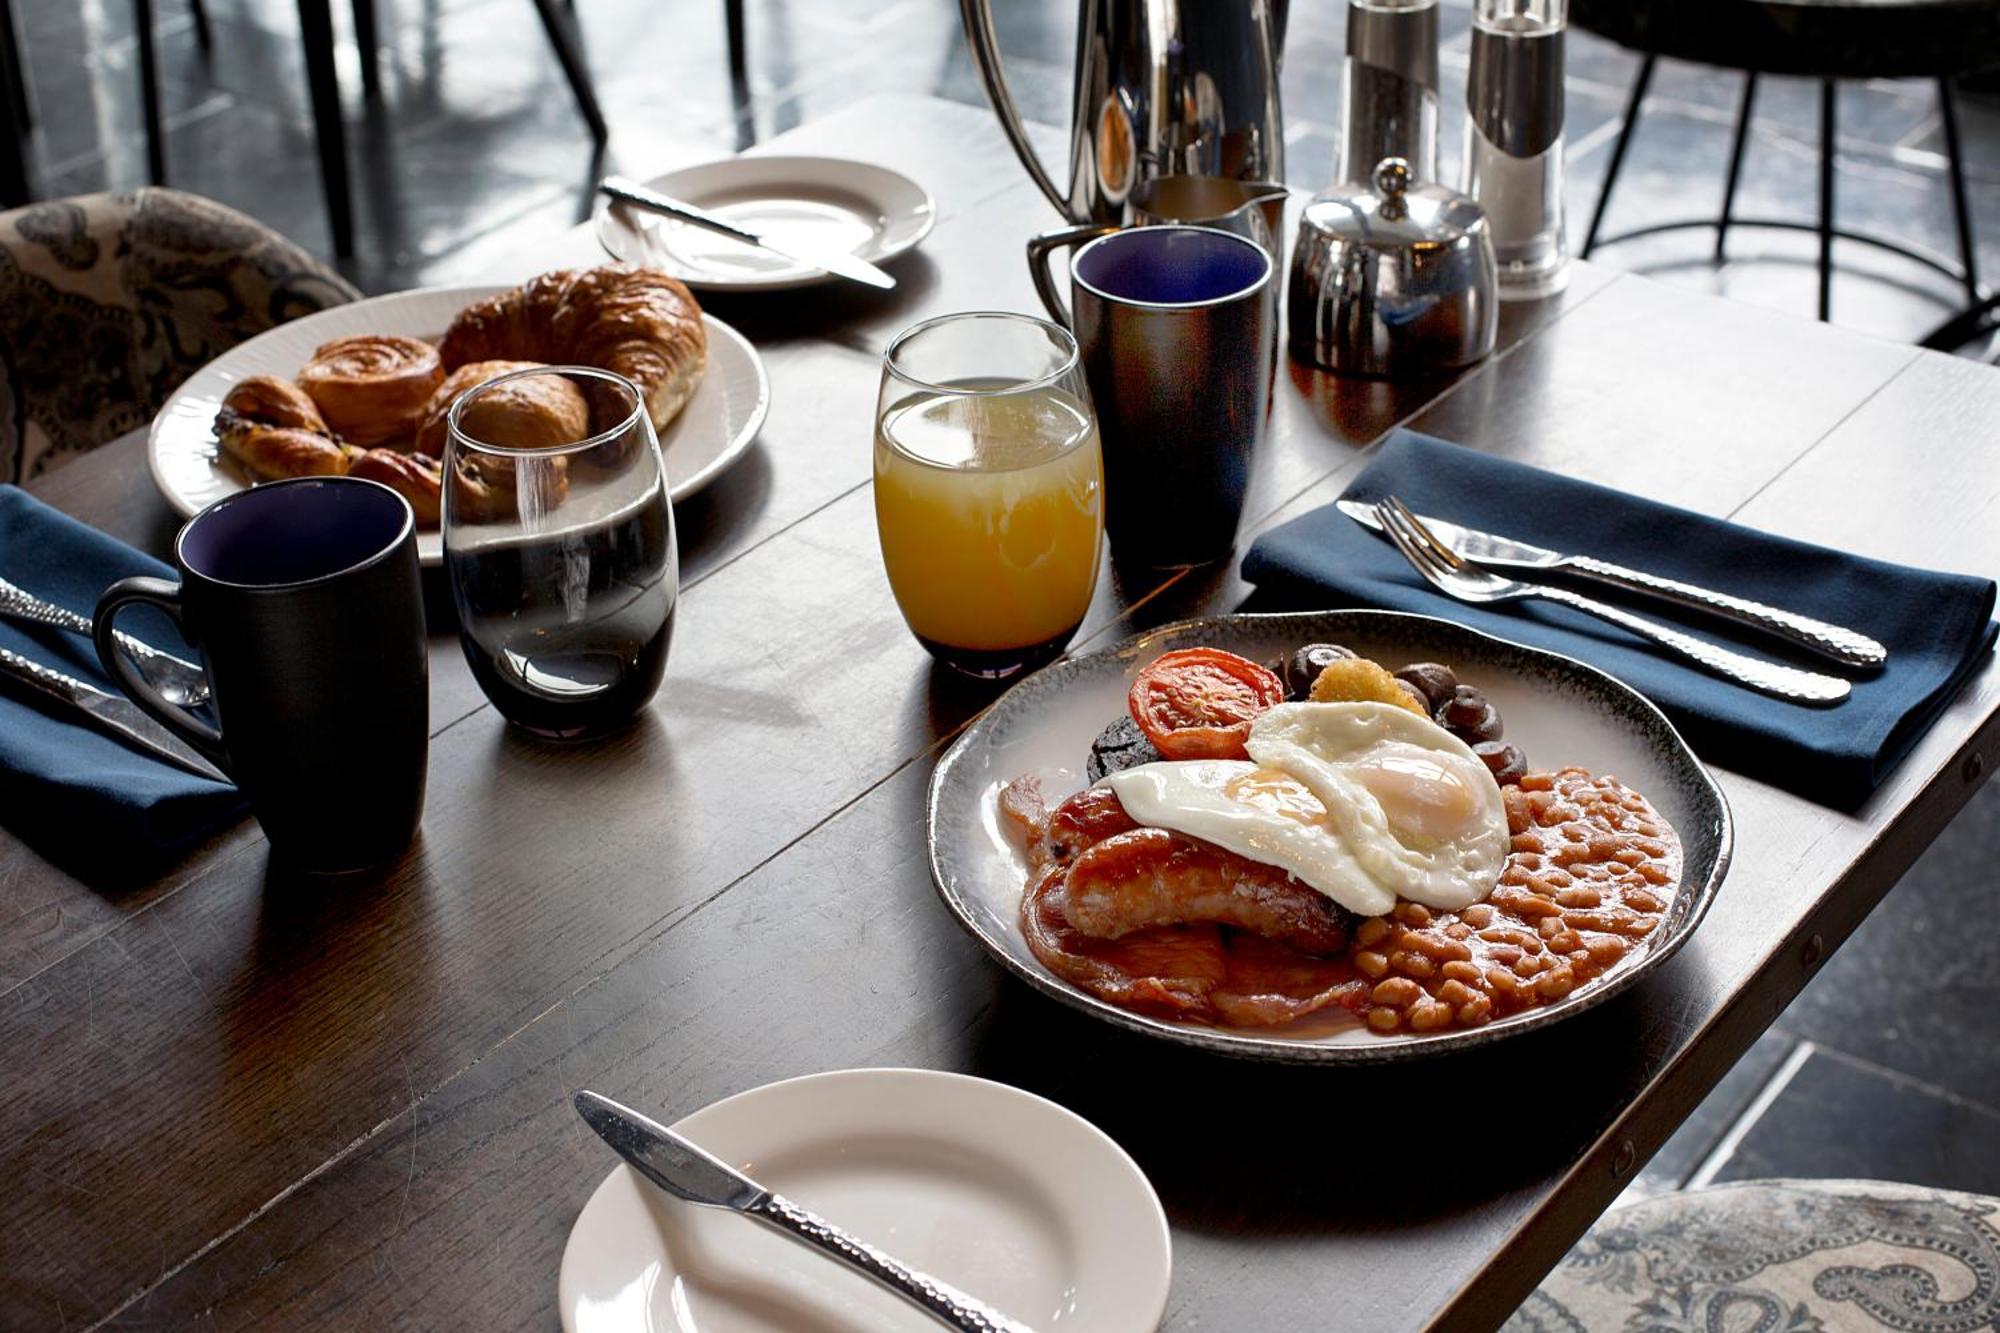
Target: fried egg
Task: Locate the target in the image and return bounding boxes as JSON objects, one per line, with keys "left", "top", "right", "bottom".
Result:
{"left": 1100, "top": 701, "right": 1508, "bottom": 916}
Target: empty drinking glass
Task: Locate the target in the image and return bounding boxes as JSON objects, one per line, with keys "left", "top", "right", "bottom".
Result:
{"left": 444, "top": 366, "right": 676, "bottom": 739}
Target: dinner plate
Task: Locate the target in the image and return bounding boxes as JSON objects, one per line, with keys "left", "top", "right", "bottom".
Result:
{"left": 558, "top": 1068, "right": 1171, "bottom": 1333}
{"left": 927, "top": 610, "right": 1733, "bottom": 1065}
{"left": 148, "top": 286, "right": 770, "bottom": 566}
{"left": 595, "top": 155, "right": 936, "bottom": 292}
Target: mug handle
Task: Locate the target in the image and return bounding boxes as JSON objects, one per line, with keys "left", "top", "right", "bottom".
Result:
{"left": 1025, "top": 224, "right": 1120, "bottom": 327}
{"left": 94, "top": 576, "right": 229, "bottom": 769}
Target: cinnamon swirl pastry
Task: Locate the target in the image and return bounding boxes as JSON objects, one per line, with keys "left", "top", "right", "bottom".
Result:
{"left": 439, "top": 265, "right": 706, "bottom": 433}
{"left": 412, "top": 360, "right": 587, "bottom": 458}
{"left": 297, "top": 334, "right": 444, "bottom": 447}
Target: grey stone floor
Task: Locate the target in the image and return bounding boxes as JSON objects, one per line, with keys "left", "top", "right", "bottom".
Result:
{"left": 12, "top": 0, "right": 2000, "bottom": 1259}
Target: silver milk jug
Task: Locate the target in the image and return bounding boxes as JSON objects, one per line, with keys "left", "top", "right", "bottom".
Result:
{"left": 959, "top": 0, "right": 1288, "bottom": 225}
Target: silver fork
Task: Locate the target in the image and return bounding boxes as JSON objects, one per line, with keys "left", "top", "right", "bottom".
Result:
{"left": 0, "top": 574, "right": 211, "bottom": 707}
{"left": 1375, "top": 496, "right": 1852, "bottom": 706}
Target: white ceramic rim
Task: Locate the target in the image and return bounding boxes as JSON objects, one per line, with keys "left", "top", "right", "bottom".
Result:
{"left": 145, "top": 285, "right": 771, "bottom": 566}
{"left": 594, "top": 154, "right": 937, "bottom": 292}
{"left": 555, "top": 1066, "right": 1172, "bottom": 1333}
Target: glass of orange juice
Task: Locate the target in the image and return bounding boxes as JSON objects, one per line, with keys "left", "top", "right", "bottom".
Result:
{"left": 875, "top": 312, "right": 1105, "bottom": 679}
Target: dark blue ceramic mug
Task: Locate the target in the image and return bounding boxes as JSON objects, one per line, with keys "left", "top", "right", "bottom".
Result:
{"left": 95, "top": 477, "right": 429, "bottom": 873}
{"left": 1027, "top": 224, "right": 1276, "bottom": 567}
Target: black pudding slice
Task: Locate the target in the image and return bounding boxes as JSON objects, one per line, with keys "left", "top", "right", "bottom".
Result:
{"left": 1086, "top": 715, "right": 1164, "bottom": 784}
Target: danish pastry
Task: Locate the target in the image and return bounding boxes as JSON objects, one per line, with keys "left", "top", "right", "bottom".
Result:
{"left": 297, "top": 334, "right": 444, "bottom": 447}
{"left": 413, "top": 360, "right": 587, "bottom": 458}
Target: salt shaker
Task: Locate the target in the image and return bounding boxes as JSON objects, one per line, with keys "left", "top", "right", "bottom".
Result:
{"left": 1337, "top": 0, "right": 1440, "bottom": 184}
{"left": 1462, "top": 0, "right": 1569, "bottom": 298}
{"left": 1288, "top": 157, "right": 1498, "bottom": 379}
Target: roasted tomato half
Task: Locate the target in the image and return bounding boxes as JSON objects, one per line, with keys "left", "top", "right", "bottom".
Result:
{"left": 1127, "top": 648, "right": 1286, "bottom": 760}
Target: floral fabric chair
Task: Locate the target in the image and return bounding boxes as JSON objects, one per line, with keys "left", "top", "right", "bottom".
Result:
{"left": 0, "top": 189, "right": 357, "bottom": 483}
{"left": 1509, "top": 1178, "right": 2000, "bottom": 1332}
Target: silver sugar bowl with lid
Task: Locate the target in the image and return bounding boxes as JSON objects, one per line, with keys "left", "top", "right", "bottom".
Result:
{"left": 1288, "top": 157, "right": 1498, "bottom": 378}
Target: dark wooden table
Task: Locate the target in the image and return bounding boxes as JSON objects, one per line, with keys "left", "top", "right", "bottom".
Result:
{"left": 5, "top": 94, "right": 1998, "bottom": 1331}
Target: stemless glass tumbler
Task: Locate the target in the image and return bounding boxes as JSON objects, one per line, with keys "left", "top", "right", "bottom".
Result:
{"left": 873, "top": 312, "right": 1105, "bottom": 680}
{"left": 443, "top": 366, "right": 677, "bottom": 739}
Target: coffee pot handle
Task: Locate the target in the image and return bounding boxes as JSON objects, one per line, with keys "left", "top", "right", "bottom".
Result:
{"left": 959, "top": 0, "right": 1075, "bottom": 219}
{"left": 1025, "top": 224, "right": 1120, "bottom": 328}
{"left": 94, "top": 576, "right": 231, "bottom": 768}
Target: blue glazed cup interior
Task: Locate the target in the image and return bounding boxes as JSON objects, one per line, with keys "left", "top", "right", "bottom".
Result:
{"left": 179, "top": 477, "right": 412, "bottom": 588}
{"left": 1072, "top": 226, "right": 1271, "bottom": 308}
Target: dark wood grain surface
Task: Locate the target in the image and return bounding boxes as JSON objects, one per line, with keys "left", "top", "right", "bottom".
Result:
{"left": 4, "top": 95, "right": 1996, "bottom": 1332}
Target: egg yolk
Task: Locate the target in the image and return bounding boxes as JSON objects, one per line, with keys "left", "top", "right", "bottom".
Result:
{"left": 1348, "top": 751, "right": 1483, "bottom": 844}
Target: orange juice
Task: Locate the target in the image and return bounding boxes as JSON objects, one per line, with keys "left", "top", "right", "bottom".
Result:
{"left": 874, "top": 384, "right": 1103, "bottom": 673}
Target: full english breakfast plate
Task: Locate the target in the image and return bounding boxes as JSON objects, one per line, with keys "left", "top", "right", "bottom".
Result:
{"left": 927, "top": 610, "right": 1732, "bottom": 1063}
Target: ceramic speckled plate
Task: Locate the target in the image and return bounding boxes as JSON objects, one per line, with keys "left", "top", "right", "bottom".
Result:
{"left": 927, "top": 610, "right": 1733, "bottom": 1064}
{"left": 148, "top": 286, "right": 770, "bottom": 566}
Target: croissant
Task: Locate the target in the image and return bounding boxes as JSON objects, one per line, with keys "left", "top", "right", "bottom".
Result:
{"left": 297, "top": 334, "right": 444, "bottom": 447}
{"left": 439, "top": 265, "right": 706, "bottom": 434}
{"left": 348, "top": 449, "right": 443, "bottom": 526}
{"left": 412, "top": 359, "right": 586, "bottom": 458}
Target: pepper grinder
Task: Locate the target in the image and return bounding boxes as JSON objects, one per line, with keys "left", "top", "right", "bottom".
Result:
{"left": 1337, "top": 0, "right": 1440, "bottom": 184}
{"left": 1288, "top": 158, "right": 1498, "bottom": 379}
{"left": 1462, "top": 0, "right": 1570, "bottom": 298}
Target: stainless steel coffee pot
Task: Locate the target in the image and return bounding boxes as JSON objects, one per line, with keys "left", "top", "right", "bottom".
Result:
{"left": 959, "top": 0, "right": 1288, "bottom": 225}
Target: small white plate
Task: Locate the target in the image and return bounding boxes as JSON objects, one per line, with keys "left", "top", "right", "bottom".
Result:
{"left": 558, "top": 1069, "right": 1171, "bottom": 1333}
{"left": 596, "top": 155, "right": 936, "bottom": 292}
{"left": 148, "top": 286, "right": 771, "bottom": 566}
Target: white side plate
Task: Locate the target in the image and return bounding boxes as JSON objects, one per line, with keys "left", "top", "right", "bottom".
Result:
{"left": 596, "top": 155, "right": 935, "bottom": 292}
{"left": 559, "top": 1068, "right": 1171, "bottom": 1333}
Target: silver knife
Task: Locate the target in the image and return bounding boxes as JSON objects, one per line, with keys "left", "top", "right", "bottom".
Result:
{"left": 1336, "top": 498, "right": 1888, "bottom": 669}
{"left": 573, "top": 1090, "right": 1035, "bottom": 1333}
{"left": 600, "top": 175, "right": 898, "bottom": 290}
{"left": 0, "top": 645, "right": 228, "bottom": 783}
{"left": 0, "top": 574, "right": 211, "bottom": 707}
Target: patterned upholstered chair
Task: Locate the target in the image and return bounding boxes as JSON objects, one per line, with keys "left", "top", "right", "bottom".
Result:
{"left": 1508, "top": 1179, "right": 2000, "bottom": 1331}
{"left": 0, "top": 188, "right": 356, "bottom": 484}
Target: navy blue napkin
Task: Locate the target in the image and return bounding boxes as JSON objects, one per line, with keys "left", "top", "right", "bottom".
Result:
{"left": 1241, "top": 432, "right": 1997, "bottom": 808}
{"left": 0, "top": 486, "right": 245, "bottom": 867}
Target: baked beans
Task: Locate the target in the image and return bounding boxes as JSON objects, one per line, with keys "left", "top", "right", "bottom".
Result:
{"left": 1355, "top": 768, "right": 1679, "bottom": 1035}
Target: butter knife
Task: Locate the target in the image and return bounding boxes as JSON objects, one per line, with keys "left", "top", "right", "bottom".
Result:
{"left": 599, "top": 175, "right": 898, "bottom": 290}
{"left": 572, "top": 1091, "right": 1035, "bottom": 1333}
{"left": 1336, "top": 499, "right": 1888, "bottom": 669}
{"left": 0, "top": 645, "right": 228, "bottom": 782}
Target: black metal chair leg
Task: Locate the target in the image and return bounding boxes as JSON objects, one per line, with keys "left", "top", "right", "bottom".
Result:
{"left": 0, "top": 0, "right": 28, "bottom": 205}
{"left": 188, "top": 0, "right": 212, "bottom": 52}
{"left": 1, "top": 0, "right": 30, "bottom": 132}
{"left": 1938, "top": 77, "right": 1980, "bottom": 302}
{"left": 1716, "top": 71, "right": 1757, "bottom": 262}
{"left": 1818, "top": 78, "right": 1836, "bottom": 322}
{"left": 134, "top": 0, "right": 167, "bottom": 184}
{"left": 353, "top": 0, "right": 382, "bottom": 101}
{"left": 725, "top": 0, "right": 747, "bottom": 90}
{"left": 528, "top": 0, "right": 607, "bottom": 144}
{"left": 297, "top": 0, "right": 355, "bottom": 259}
{"left": 1582, "top": 53, "right": 1654, "bottom": 259}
